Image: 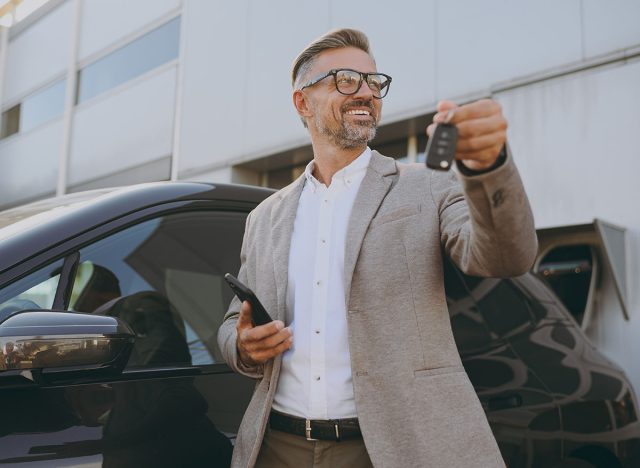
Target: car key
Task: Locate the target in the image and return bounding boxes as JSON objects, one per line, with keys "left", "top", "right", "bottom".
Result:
{"left": 425, "top": 123, "right": 458, "bottom": 171}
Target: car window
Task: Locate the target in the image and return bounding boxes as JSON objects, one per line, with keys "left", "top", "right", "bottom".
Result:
{"left": 474, "top": 280, "right": 535, "bottom": 338}
{"left": 69, "top": 210, "right": 245, "bottom": 369}
{"left": 0, "top": 259, "right": 64, "bottom": 319}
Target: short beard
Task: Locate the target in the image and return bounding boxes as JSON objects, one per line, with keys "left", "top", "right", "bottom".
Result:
{"left": 313, "top": 102, "right": 377, "bottom": 149}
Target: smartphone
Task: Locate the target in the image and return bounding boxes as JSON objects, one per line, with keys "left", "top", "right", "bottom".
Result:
{"left": 224, "top": 273, "right": 273, "bottom": 326}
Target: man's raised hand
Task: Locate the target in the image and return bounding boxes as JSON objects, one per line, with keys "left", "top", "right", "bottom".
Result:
{"left": 427, "top": 99, "right": 507, "bottom": 171}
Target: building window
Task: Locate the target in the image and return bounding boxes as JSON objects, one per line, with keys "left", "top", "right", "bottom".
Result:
{"left": 76, "top": 16, "right": 181, "bottom": 103}
{"left": 0, "top": 105, "right": 19, "bottom": 139}
{"left": 371, "top": 138, "right": 409, "bottom": 162}
{"left": 0, "top": 79, "right": 66, "bottom": 140}
{"left": 415, "top": 132, "right": 428, "bottom": 163}
{"left": 264, "top": 164, "right": 307, "bottom": 189}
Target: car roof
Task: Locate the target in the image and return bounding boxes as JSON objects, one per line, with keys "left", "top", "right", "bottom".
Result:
{"left": 0, "top": 181, "right": 274, "bottom": 274}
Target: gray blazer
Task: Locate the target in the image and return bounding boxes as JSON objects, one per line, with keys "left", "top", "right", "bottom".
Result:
{"left": 218, "top": 150, "right": 537, "bottom": 468}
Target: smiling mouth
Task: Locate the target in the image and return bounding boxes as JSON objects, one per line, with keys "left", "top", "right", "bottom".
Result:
{"left": 345, "top": 109, "right": 371, "bottom": 116}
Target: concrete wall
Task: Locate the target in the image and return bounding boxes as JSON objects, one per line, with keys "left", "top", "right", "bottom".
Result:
{"left": 3, "top": 0, "right": 71, "bottom": 105}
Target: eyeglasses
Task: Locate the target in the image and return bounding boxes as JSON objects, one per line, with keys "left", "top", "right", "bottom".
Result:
{"left": 299, "top": 68, "right": 392, "bottom": 99}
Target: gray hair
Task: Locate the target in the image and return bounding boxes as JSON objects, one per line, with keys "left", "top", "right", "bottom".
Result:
{"left": 291, "top": 28, "right": 372, "bottom": 90}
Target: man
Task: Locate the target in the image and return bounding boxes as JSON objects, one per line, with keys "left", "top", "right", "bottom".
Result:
{"left": 218, "top": 28, "right": 537, "bottom": 468}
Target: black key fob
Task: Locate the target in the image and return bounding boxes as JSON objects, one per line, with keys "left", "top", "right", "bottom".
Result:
{"left": 425, "top": 123, "right": 458, "bottom": 171}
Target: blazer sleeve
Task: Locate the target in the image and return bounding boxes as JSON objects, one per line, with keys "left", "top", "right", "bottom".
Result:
{"left": 217, "top": 210, "right": 264, "bottom": 379}
{"left": 430, "top": 145, "right": 538, "bottom": 277}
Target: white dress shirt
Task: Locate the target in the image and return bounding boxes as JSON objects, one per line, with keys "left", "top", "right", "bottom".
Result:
{"left": 271, "top": 147, "right": 372, "bottom": 420}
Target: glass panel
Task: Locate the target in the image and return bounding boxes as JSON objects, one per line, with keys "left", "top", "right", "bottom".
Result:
{"left": 476, "top": 281, "right": 534, "bottom": 337}
{"left": 76, "top": 16, "right": 180, "bottom": 103}
{"left": 20, "top": 79, "right": 66, "bottom": 133}
{"left": 0, "top": 105, "right": 20, "bottom": 139}
{"left": 71, "top": 211, "right": 245, "bottom": 368}
{"left": 562, "top": 401, "right": 612, "bottom": 433}
{"left": 0, "top": 259, "right": 64, "bottom": 319}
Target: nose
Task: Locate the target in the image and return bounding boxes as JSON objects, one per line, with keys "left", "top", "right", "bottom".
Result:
{"left": 353, "top": 76, "right": 375, "bottom": 100}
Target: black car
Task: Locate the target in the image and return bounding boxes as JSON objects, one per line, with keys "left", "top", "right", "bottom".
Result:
{"left": 0, "top": 182, "right": 638, "bottom": 467}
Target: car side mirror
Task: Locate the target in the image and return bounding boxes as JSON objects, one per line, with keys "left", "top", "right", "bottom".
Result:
{"left": 0, "top": 310, "right": 134, "bottom": 386}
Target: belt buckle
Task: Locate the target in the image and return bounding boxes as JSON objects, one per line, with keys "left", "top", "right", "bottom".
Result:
{"left": 305, "top": 419, "right": 317, "bottom": 441}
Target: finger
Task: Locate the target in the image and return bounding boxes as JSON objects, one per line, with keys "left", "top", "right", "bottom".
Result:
{"left": 456, "top": 131, "right": 506, "bottom": 154}
{"left": 252, "top": 336, "right": 294, "bottom": 362}
{"left": 241, "top": 325, "right": 290, "bottom": 353}
{"left": 259, "top": 327, "right": 293, "bottom": 350}
{"left": 243, "top": 330, "right": 293, "bottom": 362}
{"left": 436, "top": 99, "right": 501, "bottom": 125}
{"left": 426, "top": 123, "right": 436, "bottom": 137}
{"left": 434, "top": 100, "right": 458, "bottom": 124}
{"left": 250, "top": 320, "right": 284, "bottom": 340}
{"left": 456, "top": 144, "right": 504, "bottom": 167}
{"left": 455, "top": 114, "right": 507, "bottom": 139}
{"left": 244, "top": 320, "right": 285, "bottom": 342}
{"left": 236, "top": 301, "right": 254, "bottom": 331}
{"left": 436, "top": 100, "right": 457, "bottom": 113}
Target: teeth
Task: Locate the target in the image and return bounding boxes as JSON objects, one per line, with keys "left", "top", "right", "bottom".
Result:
{"left": 346, "top": 109, "right": 370, "bottom": 115}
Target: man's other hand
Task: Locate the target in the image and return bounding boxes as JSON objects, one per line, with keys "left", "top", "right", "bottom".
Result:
{"left": 236, "top": 300, "right": 293, "bottom": 366}
{"left": 427, "top": 99, "right": 507, "bottom": 171}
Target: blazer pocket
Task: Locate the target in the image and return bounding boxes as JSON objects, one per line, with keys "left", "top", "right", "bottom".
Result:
{"left": 414, "top": 365, "right": 465, "bottom": 378}
{"left": 369, "top": 204, "right": 421, "bottom": 229}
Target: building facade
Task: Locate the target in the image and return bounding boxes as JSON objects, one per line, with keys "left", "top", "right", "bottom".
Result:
{"left": 1, "top": 0, "right": 639, "bottom": 392}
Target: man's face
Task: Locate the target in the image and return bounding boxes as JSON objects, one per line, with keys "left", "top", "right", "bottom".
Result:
{"left": 300, "top": 47, "right": 382, "bottom": 149}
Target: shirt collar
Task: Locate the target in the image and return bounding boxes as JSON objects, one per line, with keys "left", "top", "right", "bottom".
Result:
{"left": 304, "top": 147, "right": 372, "bottom": 191}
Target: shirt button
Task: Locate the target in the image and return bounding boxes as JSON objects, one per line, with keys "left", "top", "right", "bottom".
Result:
{"left": 321, "top": 239, "right": 326, "bottom": 244}
{"left": 315, "top": 376, "right": 321, "bottom": 381}
{"left": 315, "top": 330, "right": 320, "bottom": 334}
{"left": 316, "top": 281, "right": 321, "bottom": 286}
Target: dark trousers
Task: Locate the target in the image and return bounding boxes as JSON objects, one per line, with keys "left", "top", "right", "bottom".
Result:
{"left": 255, "top": 428, "right": 374, "bottom": 468}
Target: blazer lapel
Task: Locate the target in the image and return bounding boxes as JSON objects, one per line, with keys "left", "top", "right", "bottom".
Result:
{"left": 270, "top": 175, "right": 306, "bottom": 322}
{"left": 344, "top": 151, "right": 397, "bottom": 303}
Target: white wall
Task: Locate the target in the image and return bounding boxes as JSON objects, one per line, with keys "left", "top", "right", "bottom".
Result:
{"left": 69, "top": 66, "right": 177, "bottom": 186}
{"left": 582, "top": 0, "right": 640, "bottom": 58}
{"left": 0, "top": 119, "right": 62, "bottom": 204}
{"left": 177, "top": 0, "right": 330, "bottom": 178}
{"left": 78, "top": 0, "right": 180, "bottom": 62}
{"left": 176, "top": 0, "right": 640, "bottom": 178}
{"left": 328, "top": 0, "right": 437, "bottom": 123}
{"left": 496, "top": 59, "right": 640, "bottom": 392}
{"left": 177, "top": 0, "right": 250, "bottom": 178}
{"left": 3, "top": 0, "right": 72, "bottom": 104}
{"left": 434, "top": 0, "right": 582, "bottom": 98}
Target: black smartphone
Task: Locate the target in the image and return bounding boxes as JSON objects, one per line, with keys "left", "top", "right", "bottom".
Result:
{"left": 224, "top": 273, "right": 273, "bottom": 326}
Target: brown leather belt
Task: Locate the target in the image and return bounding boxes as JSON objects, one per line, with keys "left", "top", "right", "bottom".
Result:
{"left": 269, "top": 410, "right": 361, "bottom": 441}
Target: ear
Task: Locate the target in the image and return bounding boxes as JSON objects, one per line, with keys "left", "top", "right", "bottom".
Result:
{"left": 293, "top": 90, "right": 313, "bottom": 120}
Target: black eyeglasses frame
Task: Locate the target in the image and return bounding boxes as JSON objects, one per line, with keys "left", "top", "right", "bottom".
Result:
{"left": 299, "top": 68, "right": 392, "bottom": 99}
